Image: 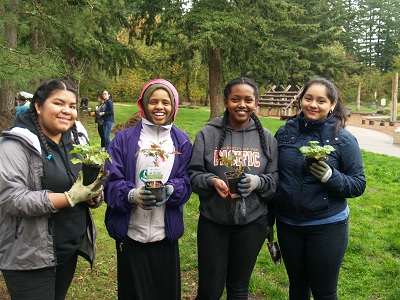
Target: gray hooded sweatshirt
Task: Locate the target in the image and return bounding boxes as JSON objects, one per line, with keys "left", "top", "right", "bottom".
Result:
{"left": 187, "top": 116, "right": 279, "bottom": 225}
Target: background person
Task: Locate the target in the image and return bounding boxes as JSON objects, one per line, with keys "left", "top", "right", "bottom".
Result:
{"left": 14, "top": 92, "right": 32, "bottom": 119}
{"left": 103, "top": 78, "right": 192, "bottom": 299}
{"left": 95, "top": 93, "right": 106, "bottom": 150}
{"left": 99, "top": 89, "right": 114, "bottom": 150}
{"left": 0, "top": 79, "right": 108, "bottom": 299}
{"left": 187, "top": 77, "right": 279, "bottom": 299}
{"left": 274, "top": 77, "right": 366, "bottom": 299}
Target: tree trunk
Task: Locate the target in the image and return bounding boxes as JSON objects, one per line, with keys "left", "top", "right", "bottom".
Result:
{"left": 208, "top": 47, "right": 222, "bottom": 121}
{"left": 185, "top": 73, "right": 191, "bottom": 103}
{"left": 0, "top": 0, "right": 18, "bottom": 115}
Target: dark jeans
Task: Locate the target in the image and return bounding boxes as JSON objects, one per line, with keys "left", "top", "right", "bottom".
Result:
{"left": 1, "top": 253, "right": 78, "bottom": 300}
{"left": 103, "top": 121, "right": 114, "bottom": 150}
{"left": 276, "top": 219, "right": 349, "bottom": 300}
{"left": 196, "top": 215, "right": 268, "bottom": 300}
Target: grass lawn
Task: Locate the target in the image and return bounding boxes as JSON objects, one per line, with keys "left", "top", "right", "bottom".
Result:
{"left": 1, "top": 103, "right": 399, "bottom": 299}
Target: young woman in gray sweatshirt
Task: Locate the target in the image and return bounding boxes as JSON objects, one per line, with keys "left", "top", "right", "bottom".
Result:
{"left": 187, "top": 77, "right": 279, "bottom": 299}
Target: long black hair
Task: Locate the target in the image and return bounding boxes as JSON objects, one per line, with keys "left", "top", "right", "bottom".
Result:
{"left": 217, "top": 77, "right": 272, "bottom": 162}
{"left": 296, "top": 77, "right": 348, "bottom": 135}
{"left": 28, "top": 79, "right": 80, "bottom": 158}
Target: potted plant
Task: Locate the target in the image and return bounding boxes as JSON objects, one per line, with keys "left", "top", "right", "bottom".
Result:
{"left": 70, "top": 144, "right": 112, "bottom": 186}
{"left": 136, "top": 141, "right": 181, "bottom": 202}
{"left": 219, "top": 153, "right": 249, "bottom": 199}
{"left": 299, "top": 141, "right": 335, "bottom": 167}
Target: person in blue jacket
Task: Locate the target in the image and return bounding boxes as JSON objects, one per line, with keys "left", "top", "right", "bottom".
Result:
{"left": 99, "top": 89, "right": 114, "bottom": 149}
{"left": 103, "top": 78, "right": 192, "bottom": 300}
{"left": 274, "top": 77, "right": 366, "bottom": 299}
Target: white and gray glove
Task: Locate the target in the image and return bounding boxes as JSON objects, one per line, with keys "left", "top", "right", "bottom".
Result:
{"left": 310, "top": 161, "right": 332, "bottom": 183}
{"left": 128, "top": 187, "right": 157, "bottom": 210}
{"left": 65, "top": 170, "right": 109, "bottom": 207}
{"left": 237, "top": 174, "right": 261, "bottom": 198}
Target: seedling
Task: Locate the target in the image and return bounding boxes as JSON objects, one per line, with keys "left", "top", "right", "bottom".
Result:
{"left": 69, "top": 144, "right": 112, "bottom": 185}
{"left": 219, "top": 152, "right": 249, "bottom": 199}
{"left": 299, "top": 141, "right": 335, "bottom": 160}
{"left": 136, "top": 141, "right": 181, "bottom": 188}
{"left": 70, "top": 144, "right": 112, "bottom": 167}
{"left": 218, "top": 152, "right": 249, "bottom": 177}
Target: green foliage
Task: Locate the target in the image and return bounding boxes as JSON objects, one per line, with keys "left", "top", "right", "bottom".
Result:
{"left": 218, "top": 152, "right": 249, "bottom": 177}
{"left": 299, "top": 141, "right": 335, "bottom": 160}
{"left": 69, "top": 144, "right": 112, "bottom": 167}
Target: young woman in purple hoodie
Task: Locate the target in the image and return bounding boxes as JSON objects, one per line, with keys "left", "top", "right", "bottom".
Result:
{"left": 103, "top": 78, "right": 192, "bottom": 300}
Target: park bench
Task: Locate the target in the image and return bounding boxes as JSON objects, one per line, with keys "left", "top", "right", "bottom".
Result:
{"left": 257, "top": 85, "right": 301, "bottom": 117}
{"left": 361, "top": 115, "right": 391, "bottom": 126}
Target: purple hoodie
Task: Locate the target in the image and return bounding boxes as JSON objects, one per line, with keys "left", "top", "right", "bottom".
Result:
{"left": 103, "top": 79, "right": 192, "bottom": 244}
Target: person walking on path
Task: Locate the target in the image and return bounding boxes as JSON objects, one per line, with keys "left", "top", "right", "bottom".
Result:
{"left": 0, "top": 79, "right": 108, "bottom": 299}
{"left": 187, "top": 77, "right": 279, "bottom": 299}
{"left": 274, "top": 77, "right": 366, "bottom": 299}
{"left": 99, "top": 89, "right": 114, "bottom": 150}
{"left": 103, "top": 78, "right": 192, "bottom": 300}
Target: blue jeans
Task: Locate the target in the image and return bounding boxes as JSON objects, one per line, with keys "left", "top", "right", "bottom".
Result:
{"left": 103, "top": 121, "right": 114, "bottom": 150}
{"left": 277, "top": 219, "right": 349, "bottom": 300}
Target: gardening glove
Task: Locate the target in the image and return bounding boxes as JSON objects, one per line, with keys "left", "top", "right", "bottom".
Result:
{"left": 156, "top": 185, "right": 174, "bottom": 207}
{"left": 65, "top": 170, "right": 109, "bottom": 207}
{"left": 237, "top": 174, "right": 261, "bottom": 198}
{"left": 98, "top": 112, "right": 105, "bottom": 116}
{"left": 310, "top": 161, "right": 332, "bottom": 183}
{"left": 128, "top": 187, "right": 156, "bottom": 210}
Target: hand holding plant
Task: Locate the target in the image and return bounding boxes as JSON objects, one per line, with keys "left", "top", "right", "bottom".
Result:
{"left": 65, "top": 170, "right": 109, "bottom": 207}
{"left": 136, "top": 141, "right": 180, "bottom": 200}
{"left": 309, "top": 161, "right": 332, "bottom": 183}
{"left": 69, "top": 144, "right": 112, "bottom": 185}
{"left": 238, "top": 174, "right": 261, "bottom": 198}
{"left": 218, "top": 152, "right": 249, "bottom": 199}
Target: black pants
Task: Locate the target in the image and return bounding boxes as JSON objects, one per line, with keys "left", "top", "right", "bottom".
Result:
{"left": 1, "top": 253, "right": 78, "bottom": 300}
{"left": 196, "top": 215, "right": 268, "bottom": 300}
{"left": 277, "top": 219, "right": 349, "bottom": 300}
{"left": 117, "top": 237, "right": 181, "bottom": 300}
{"left": 97, "top": 124, "right": 105, "bottom": 148}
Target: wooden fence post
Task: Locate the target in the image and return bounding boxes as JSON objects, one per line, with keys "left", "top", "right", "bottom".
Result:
{"left": 356, "top": 82, "right": 361, "bottom": 112}
{"left": 391, "top": 73, "right": 398, "bottom": 123}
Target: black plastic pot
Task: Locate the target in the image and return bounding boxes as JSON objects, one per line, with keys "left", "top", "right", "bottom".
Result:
{"left": 305, "top": 157, "right": 319, "bottom": 168}
{"left": 145, "top": 181, "right": 166, "bottom": 202}
{"left": 225, "top": 171, "right": 246, "bottom": 199}
{"left": 82, "top": 164, "right": 101, "bottom": 186}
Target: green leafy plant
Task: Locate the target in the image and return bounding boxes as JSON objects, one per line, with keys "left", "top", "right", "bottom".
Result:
{"left": 69, "top": 144, "right": 112, "bottom": 167}
{"left": 299, "top": 141, "right": 335, "bottom": 160}
{"left": 218, "top": 153, "right": 249, "bottom": 177}
{"left": 136, "top": 141, "right": 181, "bottom": 187}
